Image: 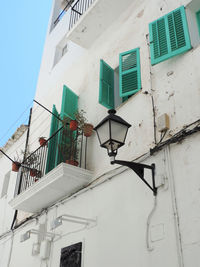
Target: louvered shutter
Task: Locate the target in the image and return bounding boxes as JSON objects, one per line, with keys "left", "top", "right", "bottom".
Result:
{"left": 99, "top": 60, "right": 114, "bottom": 109}
{"left": 61, "top": 85, "right": 78, "bottom": 120}
{"left": 149, "top": 6, "right": 191, "bottom": 65}
{"left": 119, "top": 48, "right": 141, "bottom": 97}
{"left": 55, "top": 86, "right": 78, "bottom": 166}
{"left": 46, "top": 105, "right": 60, "bottom": 174}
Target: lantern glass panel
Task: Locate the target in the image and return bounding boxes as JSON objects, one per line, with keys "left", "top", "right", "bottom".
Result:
{"left": 110, "top": 120, "right": 128, "bottom": 144}
{"left": 96, "top": 121, "right": 110, "bottom": 146}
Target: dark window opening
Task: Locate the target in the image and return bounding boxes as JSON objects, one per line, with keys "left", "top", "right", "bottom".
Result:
{"left": 60, "top": 242, "right": 82, "bottom": 267}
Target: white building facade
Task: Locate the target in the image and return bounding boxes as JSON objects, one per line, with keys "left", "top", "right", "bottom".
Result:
{"left": 0, "top": 0, "right": 200, "bottom": 266}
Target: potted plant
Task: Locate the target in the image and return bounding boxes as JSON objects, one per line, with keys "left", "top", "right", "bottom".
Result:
{"left": 30, "top": 168, "right": 38, "bottom": 177}
{"left": 38, "top": 137, "right": 47, "bottom": 146}
{"left": 12, "top": 152, "right": 22, "bottom": 172}
{"left": 21, "top": 149, "right": 41, "bottom": 179}
{"left": 59, "top": 122, "right": 79, "bottom": 166}
{"left": 12, "top": 161, "right": 21, "bottom": 172}
{"left": 30, "top": 168, "right": 41, "bottom": 178}
{"left": 83, "top": 123, "right": 93, "bottom": 137}
{"left": 69, "top": 120, "right": 78, "bottom": 131}
{"left": 74, "top": 110, "right": 93, "bottom": 137}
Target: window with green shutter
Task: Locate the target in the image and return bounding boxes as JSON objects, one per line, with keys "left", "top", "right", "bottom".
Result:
{"left": 119, "top": 48, "right": 141, "bottom": 97}
{"left": 46, "top": 105, "right": 60, "bottom": 174}
{"left": 99, "top": 60, "right": 115, "bottom": 109}
{"left": 46, "top": 86, "right": 79, "bottom": 172}
{"left": 149, "top": 6, "right": 191, "bottom": 65}
{"left": 196, "top": 10, "right": 200, "bottom": 36}
{"left": 99, "top": 48, "right": 141, "bottom": 109}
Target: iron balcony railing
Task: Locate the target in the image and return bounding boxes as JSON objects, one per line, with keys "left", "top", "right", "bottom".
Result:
{"left": 17, "top": 126, "right": 88, "bottom": 194}
{"left": 69, "top": 0, "right": 95, "bottom": 30}
{"left": 53, "top": 0, "right": 95, "bottom": 30}
{"left": 54, "top": 0, "right": 74, "bottom": 26}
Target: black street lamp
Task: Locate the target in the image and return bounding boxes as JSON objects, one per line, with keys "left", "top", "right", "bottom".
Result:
{"left": 94, "top": 109, "right": 157, "bottom": 196}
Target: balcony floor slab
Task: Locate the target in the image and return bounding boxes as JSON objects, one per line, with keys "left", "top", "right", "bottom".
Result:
{"left": 9, "top": 163, "right": 93, "bottom": 213}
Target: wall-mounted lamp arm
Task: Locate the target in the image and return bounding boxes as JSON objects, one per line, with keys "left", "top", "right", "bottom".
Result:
{"left": 111, "top": 160, "right": 157, "bottom": 196}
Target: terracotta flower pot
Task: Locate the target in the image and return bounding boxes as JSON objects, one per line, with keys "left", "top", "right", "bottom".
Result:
{"left": 70, "top": 120, "right": 78, "bottom": 131}
{"left": 12, "top": 161, "right": 21, "bottom": 172}
{"left": 66, "top": 159, "right": 79, "bottom": 166}
{"left": 39, "top": 137, "right": 47, "bottom": 146}
{"left": 30, "top": 169, "right": 37, "bottom": 177}
{"left": 83, "top": 123, "right": 93, "bottom": 137}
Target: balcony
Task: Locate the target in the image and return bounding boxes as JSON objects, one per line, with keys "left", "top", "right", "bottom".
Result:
{"left": 66, "top": 0, "right": 135, "bottom": 48}
{"left": 9, "top": 127, "right": 93, "bottom": 213}
{"left": 52, "top": 0, "right": 135, "bottom": 48}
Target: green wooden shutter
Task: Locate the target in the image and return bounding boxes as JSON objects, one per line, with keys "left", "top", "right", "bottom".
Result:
{"left": 61, "top": 85, "right": 78, "bottom": 119}
{"left": 119, "top": 48, "right": 141, "bottom": 98}
{"left": 46, "top": 105, "right": 59, "bottom": 174}
{"left": 149, "top": 6, "right": 191, "bottom": 65}
{"left": 196, "top": 10, "right": 200, "bottom": 36}
{"left": 55, "top": 120, "right": 66, "bottom": 166}
{"left": 55, "top": 86, "right": 78, "bottom": 166}
{"left": 99, "top": 60, "right": 115, "bottom": 109}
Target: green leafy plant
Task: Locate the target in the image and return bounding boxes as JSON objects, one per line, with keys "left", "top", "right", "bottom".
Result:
{"left": 74, "top": 109, "right": 88, "bottom": 132}
{"left": 59, "top": 121, "right": 79, "bottom": 163}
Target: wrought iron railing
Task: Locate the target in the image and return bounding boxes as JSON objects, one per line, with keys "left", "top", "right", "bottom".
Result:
{"left": 69, "top": 0, "right": 95, "bottom": 30}
{"left": 17, "top": 126, "right": 88, "bottom": 194}
{"left": 54, "top": 0, "right": 74, "bottom": 26}
{"left": 53, "top": 0, "right": 95, "bottom": 31}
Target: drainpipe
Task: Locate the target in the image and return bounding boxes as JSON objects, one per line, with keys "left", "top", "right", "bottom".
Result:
{"left": 164, "top": 145, "right": 184, "bottom": 267}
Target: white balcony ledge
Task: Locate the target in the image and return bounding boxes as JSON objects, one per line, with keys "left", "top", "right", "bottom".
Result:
{"left": 67, "top": 0, "right": 134, "bottom": 48}
{"left": 9, "top": 163, "right": 93, "bottom": 213}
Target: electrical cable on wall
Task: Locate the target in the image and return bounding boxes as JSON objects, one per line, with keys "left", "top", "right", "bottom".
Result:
{"left": 151, "top": 120, "right": 200, "bottom": 155}
{"left": 146, "top": 196, "right": 157, "bottom": 251}
{"left": 145, "top": 33, "right": 157, "bottom": 144}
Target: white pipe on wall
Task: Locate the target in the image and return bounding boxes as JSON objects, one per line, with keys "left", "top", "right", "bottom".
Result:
{"left": 164, "top": 145, "right": 184, "bottom": 267}
{"left": 7, "top": 231, "right": 14, "bottom": 267}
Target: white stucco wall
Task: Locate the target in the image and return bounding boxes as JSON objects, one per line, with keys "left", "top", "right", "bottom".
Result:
{"left": 1, "top": 135, "right": 200, "bottom": 266}
{"left": 30, "top": 0, "right": 200, "bottom": 176}
{"left": 1, "top": 0, "right": 200, "bottom": 266}
{"left": 0, "top": 128, "right": 27, "bottom": 235}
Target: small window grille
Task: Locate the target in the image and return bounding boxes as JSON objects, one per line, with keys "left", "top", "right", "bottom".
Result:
{"left": 60, "top": 242, "right": 82, "bottom": 267}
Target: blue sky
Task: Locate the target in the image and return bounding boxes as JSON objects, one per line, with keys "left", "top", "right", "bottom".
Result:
{"left": 0, "top": 1, "right": 52, "bottom": 147}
